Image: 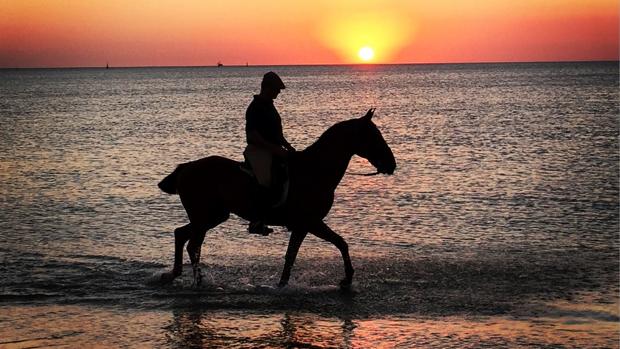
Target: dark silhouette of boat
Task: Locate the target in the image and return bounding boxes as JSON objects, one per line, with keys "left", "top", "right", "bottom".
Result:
{"left": 217, "top": 62, "right": 223, "bottom": 67}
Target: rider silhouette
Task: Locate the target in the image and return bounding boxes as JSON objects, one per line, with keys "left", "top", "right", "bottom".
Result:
{"left": 244, "top": 72, "right": 296, "bottom": 235}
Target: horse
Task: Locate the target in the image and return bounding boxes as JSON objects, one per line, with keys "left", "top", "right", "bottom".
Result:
{"left": 158, "top": 109, "right": 396, "bottom": 289}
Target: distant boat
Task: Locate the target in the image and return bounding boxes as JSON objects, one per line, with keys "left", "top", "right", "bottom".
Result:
{"left": 217, "top": 62, "right": 223, "bottom": 67}
{"left": 106, "top": 63, "right": 109, "bottom": 69}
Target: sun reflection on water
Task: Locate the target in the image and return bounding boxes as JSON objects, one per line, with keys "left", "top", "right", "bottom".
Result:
{"left": 2, "top": 304, "right": 618, "bottom": 348}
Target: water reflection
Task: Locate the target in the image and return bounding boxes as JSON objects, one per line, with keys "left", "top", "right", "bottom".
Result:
{"left": 1, "top": 302, "right": 617, "bottom": 348}
{"left": 163, "top": 302, "right": 620, "bottom": 348}
{"left": 165, "top": 309, "right": 358, "bottom": 348}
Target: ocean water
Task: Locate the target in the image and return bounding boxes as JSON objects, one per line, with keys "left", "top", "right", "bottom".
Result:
{"left": 0, "top": 62, "right": 618, "bottom": 348}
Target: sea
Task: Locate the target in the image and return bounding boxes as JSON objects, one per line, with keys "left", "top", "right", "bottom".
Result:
{"left": 0, "top": 62, "right": 618, "bottom": 348}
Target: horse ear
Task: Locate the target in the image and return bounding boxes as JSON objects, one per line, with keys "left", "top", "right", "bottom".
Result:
{"left": 361, "top": 108, "right": 375, "bottom": 121}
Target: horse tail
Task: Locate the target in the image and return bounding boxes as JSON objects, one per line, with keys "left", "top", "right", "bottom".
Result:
{"left": 158, "top": 163, "right": 187, "bottom": 194}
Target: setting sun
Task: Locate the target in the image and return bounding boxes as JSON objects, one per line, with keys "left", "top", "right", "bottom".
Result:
{"left": 358, "top": 46, "right": 375, "bottom": 62}
{"left": 318, "top": 10, "right": 412, "bottom": 64}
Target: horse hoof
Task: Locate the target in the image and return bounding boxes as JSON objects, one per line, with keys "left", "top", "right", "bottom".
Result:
{"left": 339, "top": 279, "right": 352, "bottom": 291}
{"left": 160, "top": 272, "right": 176, "bottom": 284}
{"left": 192, "top": 271, "right": 203, "bottom": 288}
{"left": 192, "top": 277, "right": 202, "bottom": 288}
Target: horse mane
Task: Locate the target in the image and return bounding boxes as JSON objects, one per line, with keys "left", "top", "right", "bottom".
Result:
{"left": 302, "top": 118, "right": 358, "bottom": 155}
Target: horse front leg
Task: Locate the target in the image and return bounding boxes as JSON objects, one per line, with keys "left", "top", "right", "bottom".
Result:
{"left": 310, "top": 221, "right": 354, "bottom": 290}
{"left": 161, "top": 224, "right": 192, "bottom": 284}
{"left": 278, "top": 230, "right": 307, "bottom": 287}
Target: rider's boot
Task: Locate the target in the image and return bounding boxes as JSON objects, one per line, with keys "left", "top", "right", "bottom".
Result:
{"left": 248, "top": 220, "right": 273, "bottom": 236}
{"left": 248, "top": 185, "right": 274, "bottom": 236}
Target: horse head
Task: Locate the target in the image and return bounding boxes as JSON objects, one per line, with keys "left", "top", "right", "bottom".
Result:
{"left": 354, "top": 109, "right": 396, "bottom": 175}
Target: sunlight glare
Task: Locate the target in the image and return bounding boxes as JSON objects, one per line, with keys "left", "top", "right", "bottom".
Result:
{"left": 358, "top": 46, "right": 374, "bottom": 62}
{"left": 318, "top": 11, "right": 412, "bottom": 64}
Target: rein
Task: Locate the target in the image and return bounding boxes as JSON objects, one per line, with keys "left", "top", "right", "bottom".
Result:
{"left": 345, "top": 171, "right": 380, "bottom": 176}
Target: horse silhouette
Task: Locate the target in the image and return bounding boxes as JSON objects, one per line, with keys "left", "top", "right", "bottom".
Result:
{"left": 158, "top": 109, "right": 396, "bottom": 289}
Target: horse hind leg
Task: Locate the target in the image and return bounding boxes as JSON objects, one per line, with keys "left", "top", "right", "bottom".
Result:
{"left": 186, "top": 211, "right": 230, "bottom": 287}
{"left": 186, "top": 229, "right": 206, "bottom": 287}
{"left": 161, "top": 224, "right": 192, "bottom": 284}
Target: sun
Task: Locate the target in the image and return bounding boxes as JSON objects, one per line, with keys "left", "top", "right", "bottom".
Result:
{"left": 318, "top": 11, "right": 412, "bottom": 64}
{"left": 358, "top": 46, "right": 375, "bottom": 62}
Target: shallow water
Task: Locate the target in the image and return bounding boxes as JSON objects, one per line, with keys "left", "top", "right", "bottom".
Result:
{"left": 2, "top": 301, "right": 619, "bottom": 348}
{"left": 1, "top": 62, "right": 618, "bottom": 347}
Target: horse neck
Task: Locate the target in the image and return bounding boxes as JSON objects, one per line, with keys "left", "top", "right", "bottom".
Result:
{"left": 299, "top": 125, "right": 355, "bottom": 191}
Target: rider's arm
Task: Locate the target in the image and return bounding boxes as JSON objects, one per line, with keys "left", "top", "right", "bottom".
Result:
{"left": 274, "top": 122, "right": 295, "bottom": 152}
{"left": 247, "top": 129, "right": 289, "bottom": 158}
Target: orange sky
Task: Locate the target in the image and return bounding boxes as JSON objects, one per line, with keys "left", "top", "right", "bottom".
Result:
{"left": 0, "top": 0, "right": 618, "bottom": 67}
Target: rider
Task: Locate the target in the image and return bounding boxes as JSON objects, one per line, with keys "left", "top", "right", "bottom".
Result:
{"left": 244, "top": 71, "right": 296, "bottom": 235}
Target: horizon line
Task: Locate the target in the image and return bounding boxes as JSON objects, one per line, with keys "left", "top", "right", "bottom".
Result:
{"left": 1, "top": 59, "right": 618, "bottom": 70}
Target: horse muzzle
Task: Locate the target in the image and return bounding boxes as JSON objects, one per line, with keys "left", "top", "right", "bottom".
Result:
{"left": 373, "top": 158, "right": 396, "bottom": 175}
{"left": 379, "top": 164, "right": 396, "bottom": 175}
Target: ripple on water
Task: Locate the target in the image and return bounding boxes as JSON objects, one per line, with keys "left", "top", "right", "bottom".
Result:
{"left": 1, "top": 304, "right": 618, "bottom": 348}
{"left": 0, "top": 63, "right": 618, "bottom": 347}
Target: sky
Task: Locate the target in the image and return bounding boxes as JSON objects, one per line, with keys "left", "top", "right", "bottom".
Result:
{"left": 0, "top": 0, "right": 618, "bottom": 67}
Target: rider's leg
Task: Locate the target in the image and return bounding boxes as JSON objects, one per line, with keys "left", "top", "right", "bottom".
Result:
{"left": 244, "top": 146, "right": 274, "bottom": 236}
{"left": 248, "top": 184, "right": 274, "bottom": 235}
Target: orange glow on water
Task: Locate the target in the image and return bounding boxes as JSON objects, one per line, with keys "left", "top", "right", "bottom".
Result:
{"left": 2, "top": 304, "right": 618, "bottom": 347}
{"left": 0, "top": 0, "right": 617, "bottom": 67}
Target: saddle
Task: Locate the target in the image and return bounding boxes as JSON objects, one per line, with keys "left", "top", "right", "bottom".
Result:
{"left": 240, "top": 161, "right": 290, "bottom": 208}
